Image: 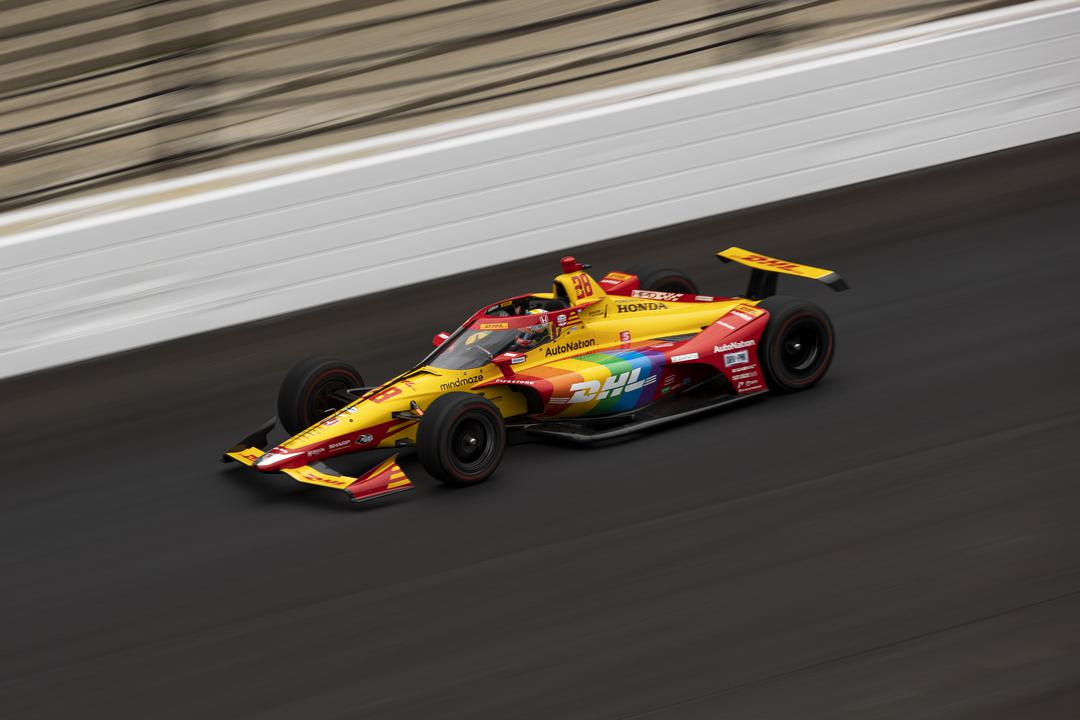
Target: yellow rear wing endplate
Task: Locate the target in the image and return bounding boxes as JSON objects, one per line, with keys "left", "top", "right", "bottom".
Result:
{"left": 717, "top": 247, "right": 849, "bottom": 297}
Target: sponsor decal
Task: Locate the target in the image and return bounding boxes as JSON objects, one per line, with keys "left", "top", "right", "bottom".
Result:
{"left": 556, "top": 313, "right": 567, "bottom": 327}
{"left": 440, "top": 373, "right": 483, "bottom": 391}
{"left": 308, "top": 448, "right": 325, "bottom": 457}
{"left": 741, "top": 254, "right": 802, "bottom": 273}
{"left": 511, "top": 356, "right": 526, "bottom": 365}
{"left": 735, "top": 377, "right": 764, "bottom": 393}
{"left": 329, "top": 440, "right": 351, "bottom": 450}
{"left": 323, "top": 417, "right": 340, "bottom": 426}
{"left": 619, "top": 330, "right": 631, "bottom": 342}
{"left": 603, "top": 271, "right": 632, "bottom": 283}
{"left": 724, "top": 350, "right": 749, "bottom": 367}
{"left": 544, "top": 338, "right": 597, "bottom": 357}
{"left": 695, "top": 295, "right": 715, "bottom": 302}
{"left": 356, "top": 434, "right": 374, "bottom": 445}
{"left": 731, "top": 370, "right": 758, "bottom": 380}
{"left": 479, "top": 322, "right": 509, "bottom": 330}
{"left": 616, "top": 302, "right": 668, "bottom": 313}
{"left": 735, "top": 303, "right": 765, "bottom": 317}
{"left": 672, "top": 353, "right": 699, "bottom": 363}
{"left": 714, "top": 339, "right": 756, "bottom": 353}
{"left": 298, "top": 470, "right": 347, "bottom": 487}
{"left": 499, "top": 378, "right": 537, "bottom": 386}
{"left": 631, "top": 289, "right": 683, "bottom": 302}
{"left": 563, "top": 368, "right": 657, "bottom": 403}
{"left": 715, "top": 304, "right": 764, "bottom": 329}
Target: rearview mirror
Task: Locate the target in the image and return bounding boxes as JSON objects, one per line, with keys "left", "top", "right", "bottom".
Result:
{"left": 492, "top": 351, "right": 526, "bottom": 378}
{"left": 432, "top": 332, "right": 451, "bottom": 348}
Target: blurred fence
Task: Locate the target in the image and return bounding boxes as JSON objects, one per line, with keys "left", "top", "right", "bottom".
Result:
{"left": 0, "top": 0, "right": 1076, "bottom": 379}
{"left": 0, "top": 0, "right": 1021, "bottom": 212}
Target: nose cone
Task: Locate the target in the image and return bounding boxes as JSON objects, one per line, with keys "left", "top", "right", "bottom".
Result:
{"left": 253, "top": 447, "right": 307, "bottom": 473}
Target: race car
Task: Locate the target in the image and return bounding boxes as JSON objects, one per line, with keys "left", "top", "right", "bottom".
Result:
{"left": 224, "top": 247, "right": 848, "bottom": 502}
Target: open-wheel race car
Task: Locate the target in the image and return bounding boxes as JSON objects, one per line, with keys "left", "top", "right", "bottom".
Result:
{"left": 224, "top": 247, "right": 848, "bottom": 502}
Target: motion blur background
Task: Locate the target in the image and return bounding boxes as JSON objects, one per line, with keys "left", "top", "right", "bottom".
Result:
{"left": 3, "top": 2, "right": 1079, "bottom": 719}
{"left": 2, "top": 0, "right": 1020, "bottom": 210}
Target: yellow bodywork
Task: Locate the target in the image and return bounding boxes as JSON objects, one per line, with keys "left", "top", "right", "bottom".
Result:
{"left": 276, "top": 273, "right": 758, "bottom": 452}
{"left": 227, "top": 247, "right": 843, "bottom": 493}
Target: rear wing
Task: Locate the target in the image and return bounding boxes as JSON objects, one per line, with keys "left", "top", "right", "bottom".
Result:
{"left": 717, "top": 246, "right": 849, "bottom": 299}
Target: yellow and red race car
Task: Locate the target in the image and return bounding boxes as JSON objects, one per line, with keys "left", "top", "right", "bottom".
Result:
{"left": 224, "top": 247, "right": 848, "bottom": 502}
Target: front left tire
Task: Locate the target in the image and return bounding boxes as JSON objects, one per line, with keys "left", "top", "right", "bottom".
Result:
{"left": 277, "top": 357, "right": 364, "bottom": 435}
{"left": 416, "top": 393, "right": 506, "bottom": 486}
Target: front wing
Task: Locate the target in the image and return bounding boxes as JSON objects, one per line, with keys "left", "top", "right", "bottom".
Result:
{"left": 225, "top": 443, "right": 413, "bottom": 503}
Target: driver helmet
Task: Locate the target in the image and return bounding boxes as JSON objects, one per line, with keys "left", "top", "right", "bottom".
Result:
{"left": 514, "top": 311, "right": 550, "bottom": 348}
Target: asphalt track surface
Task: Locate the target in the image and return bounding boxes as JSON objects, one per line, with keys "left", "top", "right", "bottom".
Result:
{"left": 3, "top": 134, "right": 1080, "bottom": 719}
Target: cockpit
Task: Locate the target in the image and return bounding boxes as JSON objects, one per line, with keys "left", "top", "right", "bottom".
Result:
{"left": 484, "top": 294, "right": 570, "bottom": 317}
{"left": 427, "top": 294, "right": 569, "bottom": 370}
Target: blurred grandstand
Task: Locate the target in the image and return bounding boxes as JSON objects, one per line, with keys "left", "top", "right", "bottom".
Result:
{"left": 0, "top": 0, "right": 1023, "bottom": 212}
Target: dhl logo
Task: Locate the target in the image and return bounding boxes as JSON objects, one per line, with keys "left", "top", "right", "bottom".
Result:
{"left": 299, "top": 471, "right": 348, "bottom": 487}
{"left": 742, "top": 254, "right": 802, "bottom": 273}
{"left": 565, "top": 368, "right": 657, "bottom": 403}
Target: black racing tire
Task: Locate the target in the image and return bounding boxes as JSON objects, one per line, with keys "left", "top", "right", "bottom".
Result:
{"left": 626, "top": 264, "right": 699, "bottom": 295}
{"left": 416, "top": 393, "right": 506, "bottom": 486}
{"left": 757, "top": 295, "right": 835, "bottom": 393}
{"left": 277, "top": 357, "right": 364, "bottom": 435}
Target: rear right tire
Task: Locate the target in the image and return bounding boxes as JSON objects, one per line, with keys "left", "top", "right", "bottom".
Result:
{"left": 626, "top": 264, "right": 699, "bottom": 295}
{"left": 757, "top": 295, "right": 835, "bottom": 393}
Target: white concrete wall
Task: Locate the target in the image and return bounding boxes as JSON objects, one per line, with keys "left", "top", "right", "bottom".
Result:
{"left": 2, "top": 0, "right": 1079, "bottom": 379}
